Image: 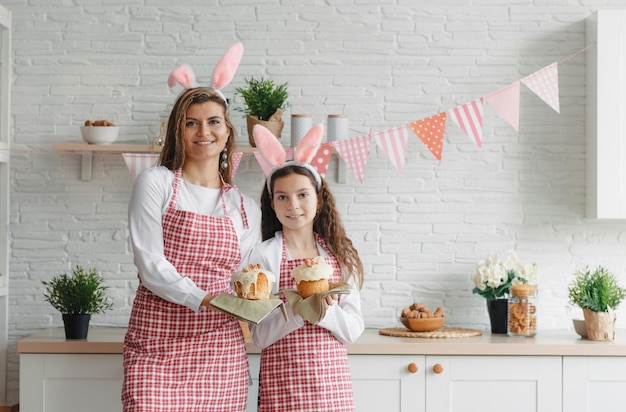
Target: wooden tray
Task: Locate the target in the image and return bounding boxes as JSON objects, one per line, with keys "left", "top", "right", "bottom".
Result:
{"left": 379, "top": 327, "right": 482, "bottom": 339}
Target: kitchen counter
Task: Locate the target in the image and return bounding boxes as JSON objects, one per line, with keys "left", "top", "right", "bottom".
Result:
{"left": 17, "top": 327, "right": 626, "bottom": 356}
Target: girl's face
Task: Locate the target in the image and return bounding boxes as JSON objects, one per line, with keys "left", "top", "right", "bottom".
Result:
{"left": 271, "top": 173, "right": 319, "bottom": 233}
{"left": 183, "top": 101, "right": 229, "bottom": 163}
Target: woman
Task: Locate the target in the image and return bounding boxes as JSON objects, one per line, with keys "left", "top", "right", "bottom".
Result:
{"left": 122, "top": 85, "right": 261, "bottom": 411}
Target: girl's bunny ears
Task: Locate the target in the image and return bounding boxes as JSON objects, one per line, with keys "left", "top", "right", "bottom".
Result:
{"left": 167, "top": 42, "right": 244, "bottom": 103}
{"left": 253, "top": 123, "right": 324, "bottom": 195}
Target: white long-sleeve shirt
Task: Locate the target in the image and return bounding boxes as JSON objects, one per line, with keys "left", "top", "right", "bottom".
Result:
{"left": 248, "top": 231, "right": 364, "bottom": 348}
{"left": 128, "top": 166, "right": 261, "bottom": 312}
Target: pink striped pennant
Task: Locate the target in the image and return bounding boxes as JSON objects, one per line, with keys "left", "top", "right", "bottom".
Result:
{"left": 331, "top": 135, "right": 372, "bottom": 183}
{"left": 122, "top": 153, "right": 159, "bottom": 181}
{"left": 521, "top": 62, "right": 560, "bottom": 113}
{"left": 447, "top": 98, "right": 484, "bottom": 147}
{"left": 373, "top": 125, "right": 409, "bottom": 172}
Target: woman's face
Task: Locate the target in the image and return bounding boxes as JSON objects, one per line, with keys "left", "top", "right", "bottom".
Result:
{"left": 183, "top": 101, "right": 229, "bottom": 163}
{"left": 271, "top": 173, "right": 319, "bottom": 233}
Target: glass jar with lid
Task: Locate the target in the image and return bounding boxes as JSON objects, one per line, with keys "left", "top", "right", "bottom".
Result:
{"left": 508, "top": 284, "right": 537, "bottom": 337}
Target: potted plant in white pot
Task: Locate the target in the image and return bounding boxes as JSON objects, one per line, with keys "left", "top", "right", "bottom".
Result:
{"left": 568, "top": 265, "right": 626, "bottom": 341}
{"left": 42, "top": 265, "right": 114, "bottom": 340}
{"left": 234, "top": 76, "right": 288, "bottom": 147}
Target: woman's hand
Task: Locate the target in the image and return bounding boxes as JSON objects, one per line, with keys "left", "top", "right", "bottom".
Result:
{"left": 201, "top": 294, "right": 215, "bottom": 310}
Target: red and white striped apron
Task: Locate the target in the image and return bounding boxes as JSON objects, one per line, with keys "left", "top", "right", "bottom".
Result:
{"left": 258, "top": 234, "right": 355, "bottom": 412}
{"left": 122, "top": 169, "right": 249, "bottom": 412}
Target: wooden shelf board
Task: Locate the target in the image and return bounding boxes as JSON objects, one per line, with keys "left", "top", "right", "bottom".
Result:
{"left": 52, "top": 142, "right": 258, "bottom": 154}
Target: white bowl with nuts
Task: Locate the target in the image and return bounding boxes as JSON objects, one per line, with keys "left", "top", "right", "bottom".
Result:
{"left": 81, "top": 120, "right": 119, "bottom": 145}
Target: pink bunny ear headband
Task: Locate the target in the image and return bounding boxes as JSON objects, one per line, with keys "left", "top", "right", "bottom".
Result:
{"left": 253, "top": 123, "right": 324, "bottom": 195}
{"left": 167, "top": 42, "right": 244, "bottom": 104}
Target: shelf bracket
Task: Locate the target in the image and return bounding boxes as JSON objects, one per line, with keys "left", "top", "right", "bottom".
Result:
{"left": 337, "top": 157, "right": 346, "bottom": 184}
{"left": 80, "top": 152, "right": 92, "bottom": 181}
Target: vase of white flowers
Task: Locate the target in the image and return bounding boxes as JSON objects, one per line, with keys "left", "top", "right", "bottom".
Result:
{"left": 473, "top": 250, "right": 538, "bottom": 334}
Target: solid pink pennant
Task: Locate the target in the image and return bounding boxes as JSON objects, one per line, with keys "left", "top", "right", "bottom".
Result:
{"left": 310, "top": 143, "right": 333, "bottom": 178}
{"left": 409, "top": 112, "right": 447, "bottom": 160}
{"left": 447, "top": 98, "right": 484, "bottom": 147}
{"left": 485, "top": 82, "right": 520, "bottom": 131}
{"left": 373, "top": 125, "right": 409, "bottom": 172}
{"left": 521, "top": 62, "right": 560, "bottom": 113}
{"left": 331, "top": 135, "right": 372, "bottom": 183}
{"left": 122, "top": 153, "right": 159, "bottom": 181}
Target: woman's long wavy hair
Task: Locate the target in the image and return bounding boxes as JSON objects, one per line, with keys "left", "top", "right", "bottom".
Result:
{"left": 159, "top": 87, "right": 237, "bottom": 185}
{"left": 260, "top": 165, "right": 364, "bottom": 288}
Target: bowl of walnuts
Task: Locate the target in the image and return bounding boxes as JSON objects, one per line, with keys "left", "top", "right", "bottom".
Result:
{"left": 400, "top": 303, "right": 445, "bottom": 332}
{"left": 81, "top": 119, "right": 119, "bottom": 144}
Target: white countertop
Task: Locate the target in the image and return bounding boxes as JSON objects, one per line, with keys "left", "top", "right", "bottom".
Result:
{"left": 17, "top": 327, "right": 626, "bottom": 356}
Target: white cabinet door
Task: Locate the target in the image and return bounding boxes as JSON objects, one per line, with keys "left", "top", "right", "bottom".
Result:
{"left": 425, "top": 356, "right": 562, "bottom": 412}
{"left": 563, "top": 356, "right": 626, "bottom": 412}
{"left": 246, "top": 354, "right": 260, "bottom": 412}
{"left": 20, "top": 354, "right": 123, "bottom": 412}
{"left": 349, "top": 355, "right": 425, "bottom": 412}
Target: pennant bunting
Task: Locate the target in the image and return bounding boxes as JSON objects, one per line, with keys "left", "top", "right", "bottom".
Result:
{"left": 114, "top": 47, "right": 590, "bottom": 185}
{"left": 373, "top": 125, "right": 410, "bottom": 172}
{"left": 447, "top": 98, "right": 484, "bottom": 147}
{"left": 122, "top": 153, "right": 159, "bottom": 181}
{"left": 485, "top": 82, "right": 521, "bottom": 131}
{"left": 409, "top": 112, "right": 447, "bottom": 160}
{"left": 311, "top": 143, "right": 333, "bottom": 177}
{"left": 521, "top": 62, "right": 560, "bottom": 113}
{"left": 331, "top": 135, "right": 372, "bottom": 183}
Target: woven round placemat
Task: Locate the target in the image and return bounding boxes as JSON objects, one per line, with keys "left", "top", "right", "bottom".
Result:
{"left": 379, "top": 327, "right": 482, "bottom": 339}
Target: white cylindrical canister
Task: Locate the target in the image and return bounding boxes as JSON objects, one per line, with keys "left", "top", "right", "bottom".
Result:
{"left": 326, "top": 114, "right": 349, "bottom": 142}
{"left": 291, "top": 114, "right": 313, "bottom": 147}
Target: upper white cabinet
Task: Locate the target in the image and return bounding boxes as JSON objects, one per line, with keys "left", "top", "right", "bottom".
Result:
{"left": 585, "top": 10, "right": 626, "bottom": 219}
{"left": 0, "top": 4, "right": 10, "bottom": 406}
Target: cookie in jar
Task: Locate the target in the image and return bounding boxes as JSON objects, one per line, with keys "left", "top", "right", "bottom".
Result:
{"left": 507, "top": 284, "right": 537, "bottom": 337}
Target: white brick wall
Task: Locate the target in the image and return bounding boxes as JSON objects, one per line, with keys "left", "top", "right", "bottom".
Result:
{"left": 5, "top": 0, "right": 626, "bottom": 404}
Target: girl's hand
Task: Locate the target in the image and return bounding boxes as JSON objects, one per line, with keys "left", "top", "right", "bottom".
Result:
{"left": 323, "top": 293, "right": 339, "bottom": 308}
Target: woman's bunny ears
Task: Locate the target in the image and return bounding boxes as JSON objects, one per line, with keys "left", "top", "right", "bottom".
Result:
{"left": 253, "top": 123, "right": 324, "bottom": 195}
{"left": 167, "top": 42, "right": 244, "bottom": 103}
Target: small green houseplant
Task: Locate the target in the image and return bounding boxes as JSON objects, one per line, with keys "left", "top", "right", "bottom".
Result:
{"left": 234, "top": 77, "right": 288, "bottom": 146}
{"left": 42, "top": 265, "right": 113, "bottom": 339}
{"left": 568, "top": 265, "right": 626, "bottom": 341}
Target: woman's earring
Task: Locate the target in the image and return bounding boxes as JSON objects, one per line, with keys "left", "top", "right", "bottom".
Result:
{"left": 220, "top": 147, "right": 228, "bottom": 170}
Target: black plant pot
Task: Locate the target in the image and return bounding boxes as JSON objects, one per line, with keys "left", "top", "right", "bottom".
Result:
{"left": 62, "top": 314, "right": 91, "bottom": 340}
{"left": 486, "top": 298, "right": 508, "bottom": 334}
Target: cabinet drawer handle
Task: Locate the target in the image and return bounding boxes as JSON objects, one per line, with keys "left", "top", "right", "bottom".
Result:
{"left": 407, "top": 363, "right": 418, "bottom": 373}
{"left": 433, "top": 363, "right": 444, "bottom": 374}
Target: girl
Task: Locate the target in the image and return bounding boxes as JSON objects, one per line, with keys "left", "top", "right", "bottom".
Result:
{"left": 248, "top": 124, "right": 365, "bottom": 412}
{"left": 122, "top": 43, "right": 261, "bottom": 411}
